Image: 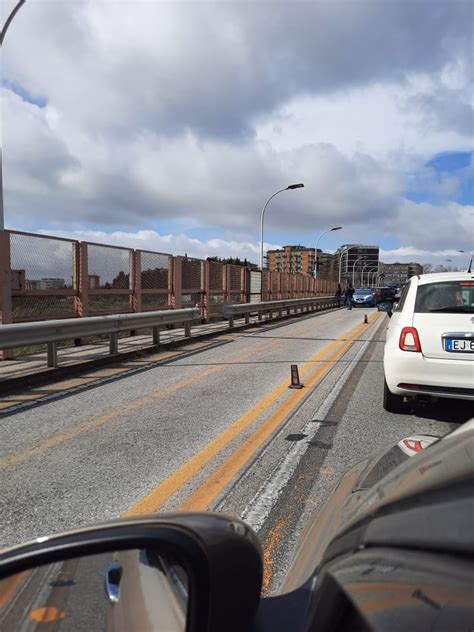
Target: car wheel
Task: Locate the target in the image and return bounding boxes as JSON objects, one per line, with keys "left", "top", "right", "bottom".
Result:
{"left": 383, "top": 379, "right": 406, "bottom": 414}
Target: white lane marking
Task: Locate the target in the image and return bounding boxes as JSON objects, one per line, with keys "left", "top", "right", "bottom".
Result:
{"left": 240, "top": 315, "right": 386, "bottom": 533}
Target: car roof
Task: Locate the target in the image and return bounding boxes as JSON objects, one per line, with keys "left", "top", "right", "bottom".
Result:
{"left": 417, "top": 271, "right": 474, "bottom": 286}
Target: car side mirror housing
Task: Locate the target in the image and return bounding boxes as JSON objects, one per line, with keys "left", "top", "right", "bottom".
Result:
{"left": 0, "top": 513, "right": 263, "bottom": 632}
{"left": 377, "top": 300, "right": 393, "bottom": 317}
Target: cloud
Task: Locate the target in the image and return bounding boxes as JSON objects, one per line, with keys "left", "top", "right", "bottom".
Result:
{"left": 3, "top": 1, "right": 472, "bottom": 139}
{"left": 37, "top": 228, "right": 280, "bottom": 265}
{"left": 383, "top": 200, "right": 474, "bottom": 253}
{"left": 2, "top": 0, "right": 473, "bottom": 262}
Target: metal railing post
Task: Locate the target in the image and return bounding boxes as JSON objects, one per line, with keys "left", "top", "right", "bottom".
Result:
{"left": 110, "top": 333, "right": 118, "bottom": 354}
{"left": 47, "top": 341, "right": 58, "bottom": 367}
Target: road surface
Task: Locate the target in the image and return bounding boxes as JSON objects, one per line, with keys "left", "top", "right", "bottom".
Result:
{"left": 1, "top": 306, "right": 470, "bottom": 615}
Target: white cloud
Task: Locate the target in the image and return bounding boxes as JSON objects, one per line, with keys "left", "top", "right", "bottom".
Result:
{"left": 2, "top": 0, "right": 473, "bottom": 262}
{"left": 255, "top": 68, "right": 473, "bottom": 166}
{"left": 38, "top": 228, "right": 280, "bottom": 265}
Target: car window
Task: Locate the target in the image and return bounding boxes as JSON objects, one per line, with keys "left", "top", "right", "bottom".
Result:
{"left": 394, "top": 283, "right": 410, "bottom": 312}
{"left": 415, "top": 281, "right": 474, "bottom": 314}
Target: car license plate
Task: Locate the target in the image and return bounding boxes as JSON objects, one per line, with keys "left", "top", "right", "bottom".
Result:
{"left": 444, "top": 338, "right": 474, "bottom": 352}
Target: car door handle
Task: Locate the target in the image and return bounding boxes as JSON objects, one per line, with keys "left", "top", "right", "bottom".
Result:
{"left": 105, "top": 562, "right": 122, "bottom": 604}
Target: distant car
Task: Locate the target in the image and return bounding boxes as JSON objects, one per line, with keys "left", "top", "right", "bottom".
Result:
{"left": 352, "top": 288, "right": 376, "bottom": 307}
{"left": 383, "top": 272, "right": 474, "bottom": 413}
{"left": 376, "top": 286, "right": 396, "bottom": 302}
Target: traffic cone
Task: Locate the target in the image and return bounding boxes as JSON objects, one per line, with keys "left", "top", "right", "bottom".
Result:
{"left": 364, "top": 314, "right": 368, "bottom": 324}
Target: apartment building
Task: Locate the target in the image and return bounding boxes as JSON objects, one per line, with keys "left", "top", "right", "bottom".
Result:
{"left": 379, "top": 262, "right": 423, "bottom": 284}
{"left": 266, "top": 245, "right": 315, "bottom": 275}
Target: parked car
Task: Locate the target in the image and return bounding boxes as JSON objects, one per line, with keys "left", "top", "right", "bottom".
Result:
{"left": 1, "top": 422, "right": 473, "bottom": 632}
{"left": 352, "top": 287, "right": 376, "bottom": 307}
{"left": 383, "top": 272, "right": 474, "bottom": 413}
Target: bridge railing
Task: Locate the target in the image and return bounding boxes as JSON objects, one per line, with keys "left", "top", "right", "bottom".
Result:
{"left": 0, "top": 308, "right": 200, "bottom": 367}
{"left": 223, "top": 296, "right": 337, "bottom": 327}
{"left": 0, "top": 229, "right": 339, "bottom": 356}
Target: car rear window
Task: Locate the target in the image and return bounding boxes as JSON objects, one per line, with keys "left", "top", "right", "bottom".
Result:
{"left": 415, "top": 281, "right": 474, "bottom": 314}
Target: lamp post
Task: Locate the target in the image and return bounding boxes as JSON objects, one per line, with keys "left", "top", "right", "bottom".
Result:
{"left": 1, "top": 0, "right": 27, "bottom": 230}
{"left": 366, "top": 267, "right": 377, "bottom": 286}
{"left": 338, "top": 246, "right": 351, "bottom": 283}
{"left": 259, "top": 183, "right": 304, "bottom": 271}
{"left": 457, "top": 250, "right": 473, "bottom": 269}
{"left": 314, "top": 226, "right": 342, "bottom": 278}
{"left": 352, "top": 257, "right": 362, "bottom": 286}
{"left": 361, "top": 262, "right": 373, "bottom": 286}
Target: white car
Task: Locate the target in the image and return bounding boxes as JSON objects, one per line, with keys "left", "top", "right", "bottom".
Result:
{"left": 383, "top": 272, "right": 474, "bottom": 413}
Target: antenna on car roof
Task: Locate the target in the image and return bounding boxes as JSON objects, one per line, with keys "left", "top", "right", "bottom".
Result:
{"left": 468, "top": 257, "right": 473, "bottom": 274}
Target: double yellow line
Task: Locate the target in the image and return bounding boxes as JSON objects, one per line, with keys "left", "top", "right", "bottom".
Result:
{"left": 126, "top": 312, "right": 380, "bottom": 516}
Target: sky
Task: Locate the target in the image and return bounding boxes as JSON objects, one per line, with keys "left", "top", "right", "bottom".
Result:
{"left": 2, "top": 0, "right": 473, "bottom": 269}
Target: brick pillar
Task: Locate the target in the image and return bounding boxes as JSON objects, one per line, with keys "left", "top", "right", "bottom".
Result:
{"left": 224, "top": 264, "right": 231, "bottom": 304}
{"left": 202, "top": 260, "right": 209, "bottom": 322}
{"left": 130, "top": 250, "right": 142, "bottom": 313}
{"left": 241, "top": 267, "right": 247, "bottom": 303}
{"left": 171, "top": 257, "right": 182, "bottom": 309}
{"left": 167, "top": 256, "right": 173, "bottom": 308}
{"left": 74, "top": 242, "right": 89, "bottom": 317}
{"left": 0, "top": 230, "right": 13, "bottom": 359}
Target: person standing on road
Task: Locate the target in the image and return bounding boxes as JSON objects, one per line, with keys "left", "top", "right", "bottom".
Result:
{"left": 335, "top": 284, "right": 342, "bottom": 308}
{"left": 346, "top": 283, "right": 355, "bottom": 310}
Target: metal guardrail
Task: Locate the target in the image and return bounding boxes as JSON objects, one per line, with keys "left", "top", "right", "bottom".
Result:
{"left": 223, "top": 296, "right": 338, "bottom": 327}
{"left": 0, "top": 308, "right": 200, "bottom": 367}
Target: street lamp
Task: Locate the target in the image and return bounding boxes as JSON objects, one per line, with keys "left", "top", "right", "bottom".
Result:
{"left": 1, "top": 0, "right": 27, "bottom": 229}
{"left": 352, "top": 257, "right": 362, "bottom": 285}
{"left": 314, "top": 226, "right": 342, "bottom": 278}
{"left": 457, "top": 250, "right": 474, "bottom": 272}
{"left": 338, "top": 246, "right": 351, "bottom": 283}
{"left": 361, "top": 262, "right": 373, "bottom": 286}
{"left": 367, "top": 267, "right": 377, "bottom": 286}
{"left": 259, "top": 183, "right": 304, "bottom": 271}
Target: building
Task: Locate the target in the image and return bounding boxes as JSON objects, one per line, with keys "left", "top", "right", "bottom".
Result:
{"left": 379, "top": 262, "right": 423, "bottom": 284}
{"left": 317, "top": 251, "right": 338, "bottom": 281}
{"left": 88, "top": 274, "right": 101, "bottom": 289}
{"left": 38, "top": 278, "right": 66, "bottom": 290}
{"left": 25, "top": 278, "right": 66, "bottom": 290}
{"left": 266, "top": 245, "right": 315, "bottom": 275}
{"left": 335, "top": 245, "right": 380, "bottom": 285}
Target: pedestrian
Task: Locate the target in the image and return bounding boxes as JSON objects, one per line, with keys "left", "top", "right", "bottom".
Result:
{"left": 346, "top": 283, "right": 355, "bottom": 310}
{"left": 335, "top": 283, "right": 342, "bottom": 308}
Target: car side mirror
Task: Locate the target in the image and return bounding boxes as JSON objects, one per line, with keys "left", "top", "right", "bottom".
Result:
{"left": 377, "top": 300, "right": 393, "bottom": 317}
{"left": 0, "top": 514, "right": 263, "bottom": 632}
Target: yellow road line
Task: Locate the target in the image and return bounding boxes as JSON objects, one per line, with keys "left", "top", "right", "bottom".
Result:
{"left": 178, "top": 317, "right": 374, "bottom": 512}
{"left": 125, "top": 314, "right": 377, "bottom": 516}
{"left": 0, "top": 330, "right": 304, "bottom": 472}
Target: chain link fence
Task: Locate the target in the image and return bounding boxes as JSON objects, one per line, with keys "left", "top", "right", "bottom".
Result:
{"left": 3, "top": 230, "right": 338, "bottom": 326}
{"left": 140, "top": 250, "right": 171, "bottom": 311}
{"left": 9, "top": 232, "right": 76, "bottom": 322}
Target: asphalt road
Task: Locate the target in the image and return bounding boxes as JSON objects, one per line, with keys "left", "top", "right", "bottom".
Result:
{"left": 1, "top": 306, "right": 471, "bottom": 616}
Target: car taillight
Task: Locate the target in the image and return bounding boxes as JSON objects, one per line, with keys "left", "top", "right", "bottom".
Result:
{"left": 399, "top": 327, "right": 422, "bottom": 352}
